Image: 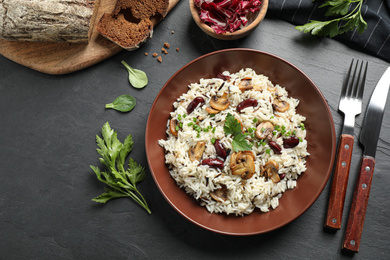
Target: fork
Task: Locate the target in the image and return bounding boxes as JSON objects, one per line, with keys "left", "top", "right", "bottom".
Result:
{"left": 324, "top": 59, "right": 368, "bottom": 230}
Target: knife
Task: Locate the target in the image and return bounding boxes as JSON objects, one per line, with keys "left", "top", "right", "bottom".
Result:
{"left": 342, "top": 67, "right": 390, "bottom": 253}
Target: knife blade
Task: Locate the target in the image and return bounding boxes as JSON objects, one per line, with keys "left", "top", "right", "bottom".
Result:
{"left": 342, "top": 67, "right": 390, "bottom": 253}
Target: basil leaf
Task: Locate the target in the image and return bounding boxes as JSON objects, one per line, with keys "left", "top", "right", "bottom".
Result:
{"left": 105, "top": 94, "right": 136, "bottom": 112}
{"left": 121, "top": 60, "right": 148, "bottom": 89}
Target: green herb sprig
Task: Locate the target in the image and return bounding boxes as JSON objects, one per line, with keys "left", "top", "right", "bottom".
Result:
{"left": 224, "top": 113, "right": 252, "bottom": 152}
{"left": 105, "top": 94, "right": 136, "bottom": 112}
{"left": 90, "top": 122, "right": 151, "bottom": 214}
{"left": 121, "top": 61, "right": 148, "bottom": 89}
{"left": 296, "top": 0, "right": 367, "bottom": 38}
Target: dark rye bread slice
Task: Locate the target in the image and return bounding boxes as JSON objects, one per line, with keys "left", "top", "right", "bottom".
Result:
{"left": 96, "top": 0, "right": 169, "bottom": 50}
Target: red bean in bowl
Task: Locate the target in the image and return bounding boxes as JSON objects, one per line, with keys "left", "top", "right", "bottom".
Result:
{"left": 237, "top": 98, "right": 258, "bottom": 112}
{"left": 283, "top": 136, "right": 300, "bottom": 148}
{"left": 201, "top": 158, "right": 224, "bottom": 169}
{"left": 187, "top": 97, "right": 205, "bottom": 114}
{"left": 214, "top": 140, "right": 227, "bottom": 159}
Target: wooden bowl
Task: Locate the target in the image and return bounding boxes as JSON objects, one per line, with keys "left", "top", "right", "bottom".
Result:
{"left": 145, "top": 49, "right": 336, "bottom": 235}
{"left": 189, "top": 0, "right": 269, "bottom": 40}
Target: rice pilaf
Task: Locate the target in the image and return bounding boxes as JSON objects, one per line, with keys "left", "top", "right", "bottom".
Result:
{"left": 158, "top": 68, "right": 308, "bottom": 216}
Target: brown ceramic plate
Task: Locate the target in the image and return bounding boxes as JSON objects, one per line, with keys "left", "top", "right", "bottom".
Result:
{"left": 145, "top": 48, "right": 336, "bottom": 235}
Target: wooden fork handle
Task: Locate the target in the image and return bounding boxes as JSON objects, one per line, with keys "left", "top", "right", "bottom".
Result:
{"left": 324, "top": 134, "right": 354, "bottom": 230}
{"left": 342, "top": 156, "right": 375, "bottom": 253}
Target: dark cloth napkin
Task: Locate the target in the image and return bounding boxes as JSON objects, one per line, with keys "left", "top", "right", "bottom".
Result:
{"left": 267, "top": 0, "right": 390, "bottom": 63}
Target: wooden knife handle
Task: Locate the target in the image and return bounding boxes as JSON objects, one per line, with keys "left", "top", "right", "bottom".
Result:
{"left": 324, "top": 134, "right": 354, "bottom": 230}
{"left": 342, "top": 156, "right": 375, "bottom": 253}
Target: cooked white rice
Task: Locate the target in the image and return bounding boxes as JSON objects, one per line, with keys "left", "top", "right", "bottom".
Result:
{"left": 158, "top": 68, "right": 308, "bottom": 216}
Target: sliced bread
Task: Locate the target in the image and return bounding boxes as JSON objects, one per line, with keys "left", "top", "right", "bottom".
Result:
{"left": 96, "top": 0, "right": 169, "bottom": 50}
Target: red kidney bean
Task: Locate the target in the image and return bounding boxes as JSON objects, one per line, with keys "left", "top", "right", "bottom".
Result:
{"left": 214, "top": 140, "right": 227, "bottom": 159}
{"left": 237, "top": 98, "right": 258, "bottom": 112}
{"left": 279, "top": 173, "right": 286, "bottom": 180}
{"left": 187, "top": 97, "right": 205, "bottom": 114}
{"left": 269, "top": 141, "right": 282, "bottom": 154}
{"left": 283, "top": 136, "right": 300, "bottom": 148}
{"left": 201, "top": 158, "right": 224, "bottom": 169}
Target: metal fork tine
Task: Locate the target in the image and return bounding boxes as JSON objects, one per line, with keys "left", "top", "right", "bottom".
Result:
{"left": 351, "top": 60, "right": 362, "bottom": 98}
{"left": 357, "top": 61, "right": 368, "bottom": 100}
{"left": 340, "top": 59, "right": 355, "bottom": 99}
{"left": 347, "top": 59, "right": 359, "bottom": 97}
{"left": 352, "top": 60, "right": 366, "bottom": 99}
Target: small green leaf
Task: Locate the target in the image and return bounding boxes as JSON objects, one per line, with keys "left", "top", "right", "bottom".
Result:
{"left": 121, "top": 61, "right": 148, "bottom": 89}
{"left": 224, "top": 113, "right": 242, "bottom": 136}
{"left": 339, "top": 13, "right": 360, "bottom": 34}
{"left": 232, "top": 133, "right": 252, "bottom": 152}
{"left": 296, "top": 0, "right": 367, "bottom": 38}
{"left": 357, "top": 13, "right": 368, "bottom": 33}
{"left": 322, "top": 0, "right": 350, "bottom": 16}
{"left": 102, "top": 122, "right": 114, "bottom": 148}
{"left": 296, "top": 20, "right": 332, "bottom": 35}
{"left": 92, "top": 188, "right": 127, "bottom": 203}
{"left": 126, "top": 158, "right": 146, "bottom": 186}
{"left": 319, "top": 20, "right": 340, "bottom": 38}
{"left": 117, "top": 135, "right": 134, "bottom": 169}
{"left": 106, "top": 94, "right": 136, "bottom": 112}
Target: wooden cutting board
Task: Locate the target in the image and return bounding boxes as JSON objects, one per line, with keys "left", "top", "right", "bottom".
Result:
{"left": 0, "top": 0, "right": 181, "bottom": 75}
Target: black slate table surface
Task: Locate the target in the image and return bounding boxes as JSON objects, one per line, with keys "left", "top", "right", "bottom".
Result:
{"left": 1, "top": 2, "right": 389, "bottom": 259}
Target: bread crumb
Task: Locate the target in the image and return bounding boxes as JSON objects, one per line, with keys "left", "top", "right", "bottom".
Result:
{"left": 145, "top": 52, "right": 148, "bottom": 56}
{"left": 176, "top": 48, "right": 179, "bottom": 52}
{"left": 157, "top": 56, "right": 162, "bottom": 63}
{"left": 152, "top": 52, "right": 158, "bottom": 57}
{"left": 162, "top": 48, "right": 168, "bottom": 54}
{"left": 164, "top": 42, "right": 170, "bottom": 49}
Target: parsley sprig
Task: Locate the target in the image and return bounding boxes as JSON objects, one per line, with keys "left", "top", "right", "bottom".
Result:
{"left": 90, "top": 122, "right": 151, "bottom": 214}
{"left": 296, "top": 0, "right": 367, "bottom": 38}
{"left": 224, "top": 113, "right": 252, "bottom": 152}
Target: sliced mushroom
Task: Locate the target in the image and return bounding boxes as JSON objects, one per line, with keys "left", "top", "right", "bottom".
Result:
{"left": 267, "top": 82, "right": 278, "bottom": 94}
{"left": 210, "top": 92, "right": 230, "bottom": 111}
{"left": 188, "top": 141, "right": 206, "bottom": 162}
{"left": 238, "top": 77, "right": 253, "bottom": 92}
{"left": 273, "top": 99, "right": 290, "bottom": 112}
{"left": 230, "top": 151, "right": 256, "bottom": 179}
{"left": 205, "top": 106, "right": 220, "bottom": 114}
{"left": 210, "top": 185, "right": 228, "bottom": 203}
{"left": 169, "top": 119, "right": 179, "bottom": 137}
{"left": 255, "top": 121, "right": 274, "bottom": 140}
{"left": 261, "top": 160, "right": 280, "bottom": 183}
{"left": 252, "top": 84, "right": 262, "bottom": 91}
